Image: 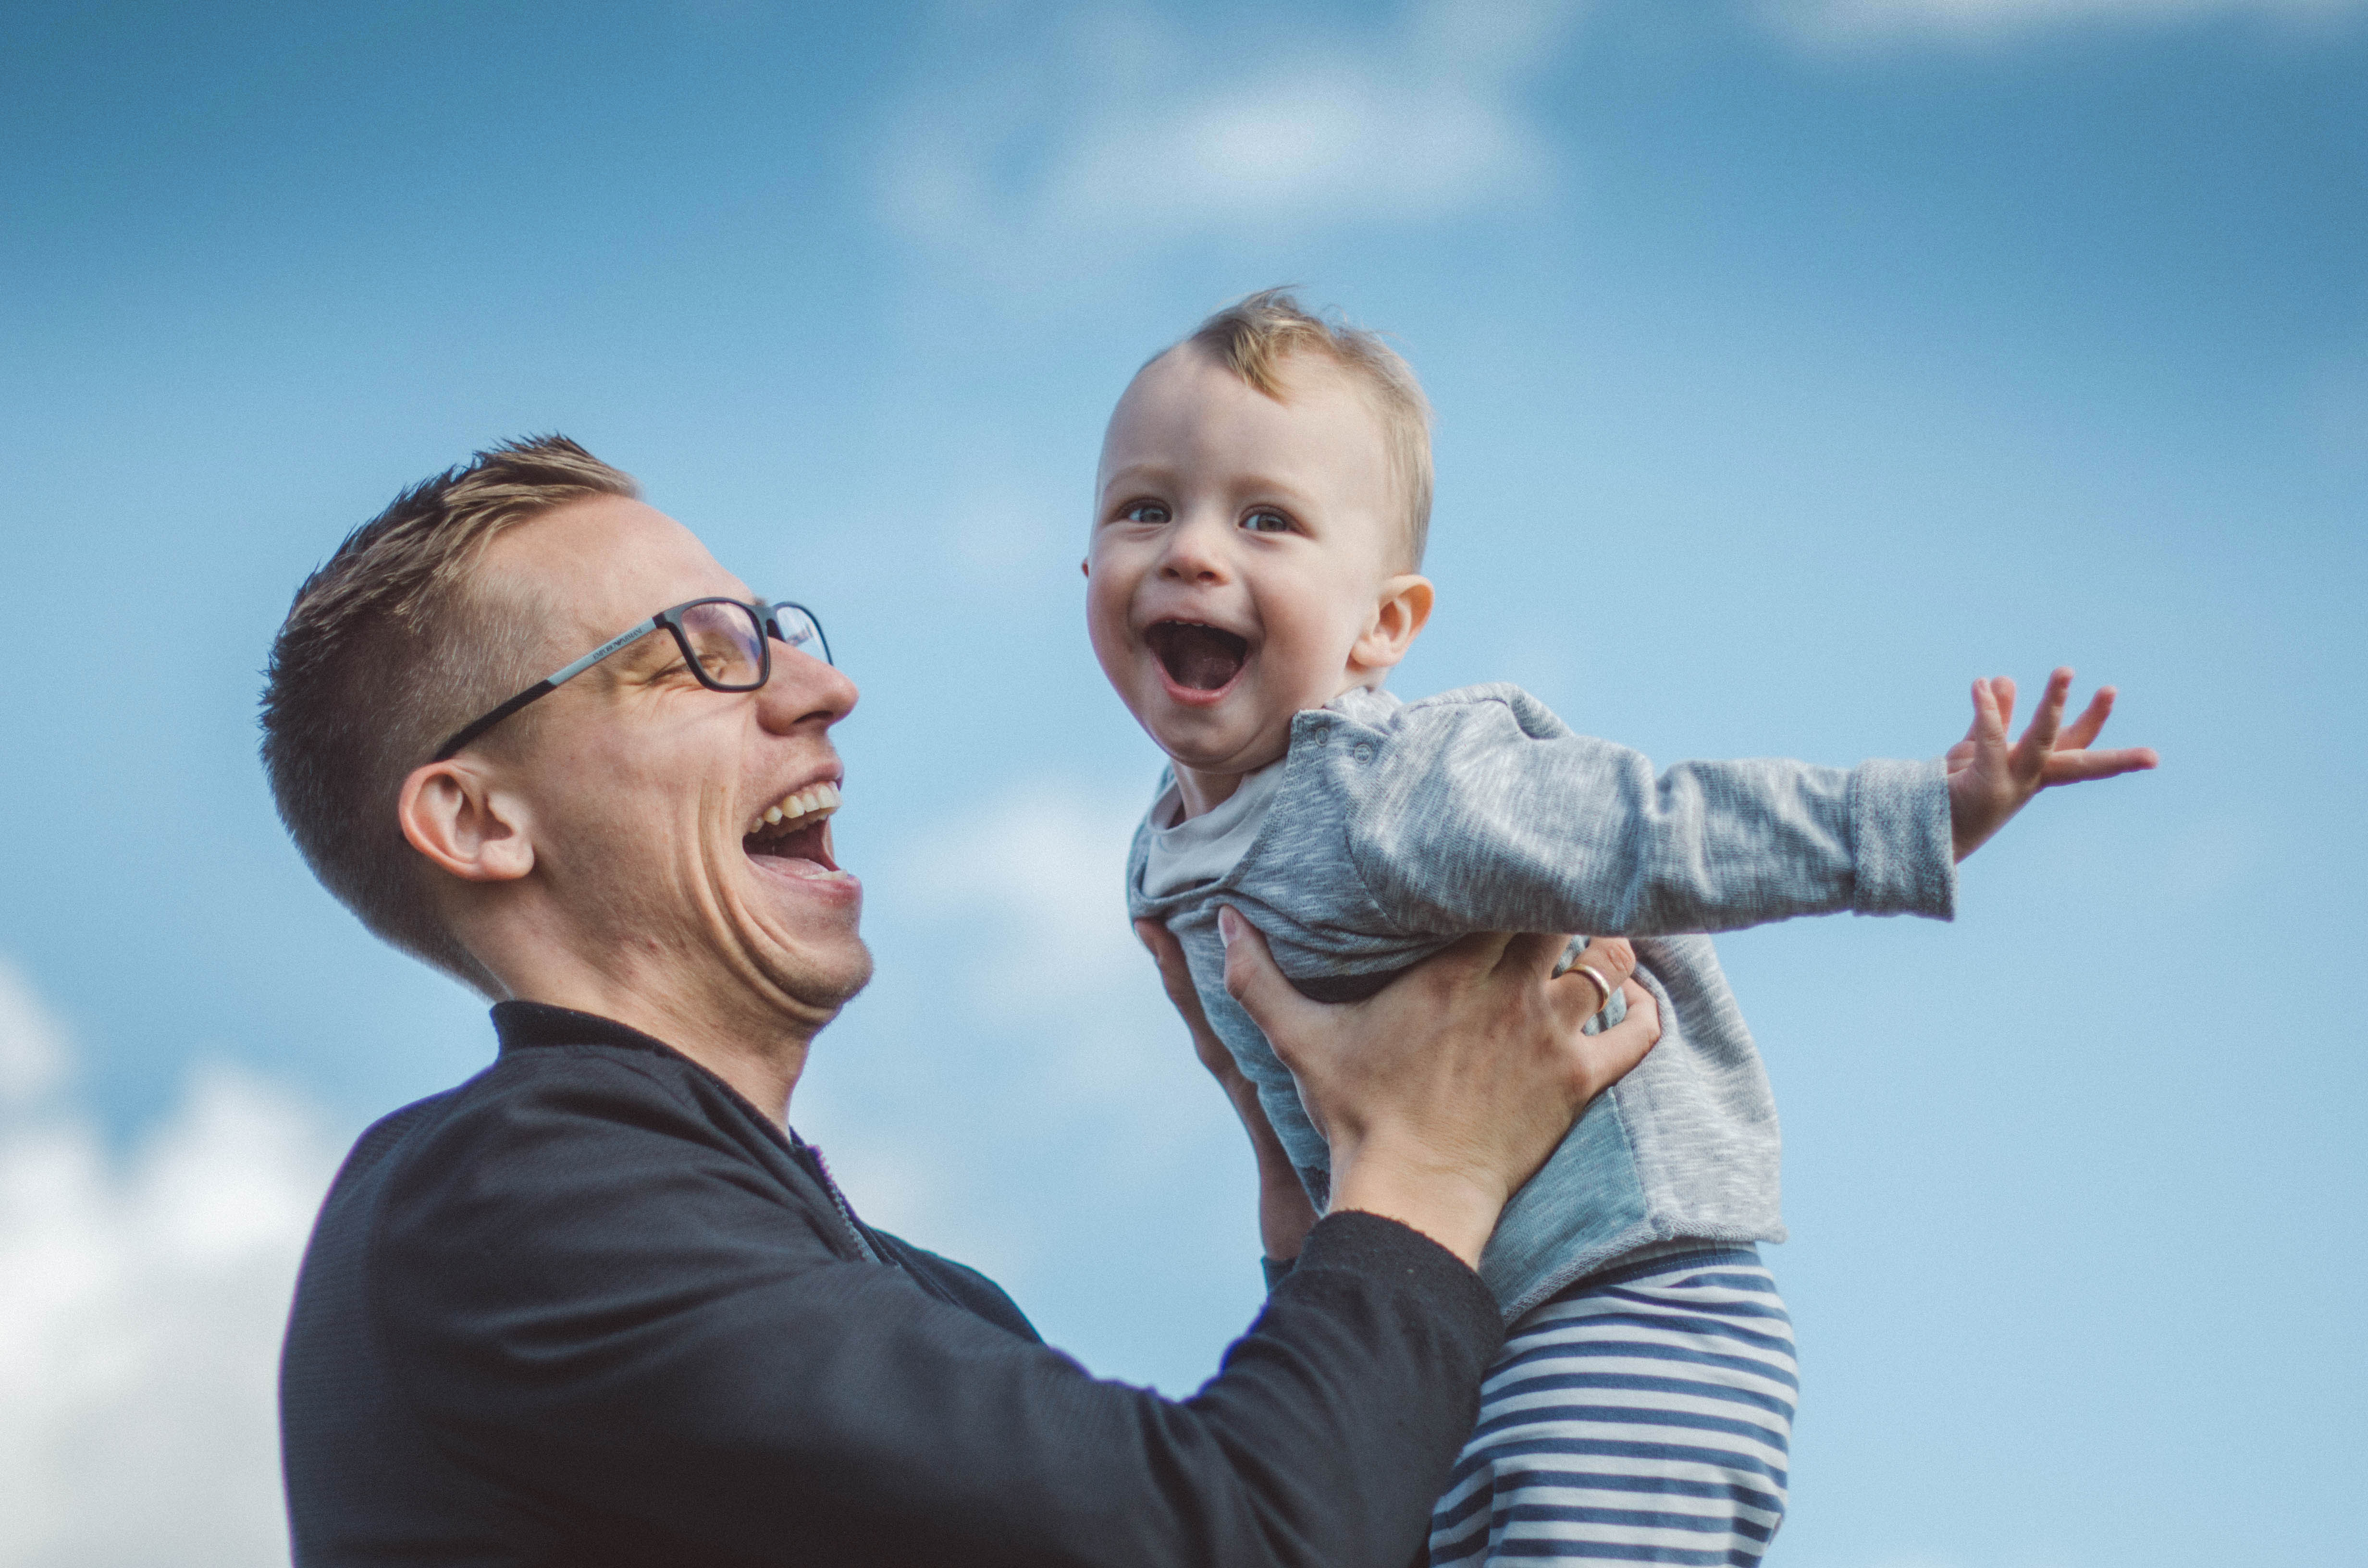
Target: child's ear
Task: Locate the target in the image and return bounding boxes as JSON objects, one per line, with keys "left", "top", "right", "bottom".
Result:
{"left": 1351, "top": 574, "right": 1435, "bottom": 676}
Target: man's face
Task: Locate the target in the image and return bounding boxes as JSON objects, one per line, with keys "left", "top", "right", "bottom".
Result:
{"left": 474, "top": 495, "right": 870, "bottom": 1022}
{"left": 1087, "top": 347, "right": 1406, "bottom": 782}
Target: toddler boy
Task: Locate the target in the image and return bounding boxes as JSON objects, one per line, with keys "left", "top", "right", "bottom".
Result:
{"left": 1086, "top": 291, "right": 2155, "bottom": 1566}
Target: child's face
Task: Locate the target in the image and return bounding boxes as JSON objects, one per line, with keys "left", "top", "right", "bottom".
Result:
{"left": 1087, "top": 346, "right": 1419, "bottom": 782}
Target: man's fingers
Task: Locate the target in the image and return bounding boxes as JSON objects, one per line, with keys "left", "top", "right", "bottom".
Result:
{"left": 1498, "top": 930, "right": 1564, "bottom": 980}
{"left": 1135, "top": 918, "right": 1197, "bottom": 1003}
{"left": 1554, "top": 936, "right": 1636, "bottom": 1016}
{"left": 1569, "top": 981, "right": 1661, "bottom": 1099}
{"left": 1139, "top": 917, "right": 1235, "bottom": 1078}
{"left": 1220, "top": 907, "right": 1321, "bottom": 1058}
{"left": 1583, "top": 937, "right": 1636, "bottom": 986}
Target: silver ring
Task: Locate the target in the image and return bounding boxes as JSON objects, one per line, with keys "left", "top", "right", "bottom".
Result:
{"left": 1568, "top": 961, "right": 1615, "bottom": 1016}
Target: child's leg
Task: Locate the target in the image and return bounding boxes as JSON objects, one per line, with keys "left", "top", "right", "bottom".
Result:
{"left": 1429, "top": 1247, "right": 1796, "bottom": 1567}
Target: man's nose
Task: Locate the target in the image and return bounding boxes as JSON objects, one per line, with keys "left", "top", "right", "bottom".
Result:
{"left": 758, "top": 647, "right": 858, "bottom": 732}
{"left": 1156, "top": 512, "right": 1232, "bottom": 585}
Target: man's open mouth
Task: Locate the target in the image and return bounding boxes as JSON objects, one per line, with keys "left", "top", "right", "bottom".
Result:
{"left": 1145, "top": 621, "right": 1249, "bottom": 693}
{"left": 743, "top": 782, "right": 848, "bottom": 879}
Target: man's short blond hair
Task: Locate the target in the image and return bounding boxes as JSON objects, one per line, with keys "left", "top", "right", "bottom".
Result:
{"left": 259, "top": 436, "right": 638, "bottom": 992}
{"left": 1174, "top": 287, "right": 1434, "bottom": 567}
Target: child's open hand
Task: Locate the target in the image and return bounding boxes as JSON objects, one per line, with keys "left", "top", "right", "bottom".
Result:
{"left": 1947, "top": 668, "right": 2158, "bottom": 861}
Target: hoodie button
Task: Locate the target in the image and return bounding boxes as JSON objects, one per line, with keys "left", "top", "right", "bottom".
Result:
{"left": 1353, "top": 743, "right": 1374, "bottom": 764}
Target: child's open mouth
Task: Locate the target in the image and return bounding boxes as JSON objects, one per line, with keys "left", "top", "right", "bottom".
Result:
{"left": 1146, "top": 621, "right": 1249, "bottom": 693}
{"left": 743, "top": 782, "right": 849, "bottom": 880}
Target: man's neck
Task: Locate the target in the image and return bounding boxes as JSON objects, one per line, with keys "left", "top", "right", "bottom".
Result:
{"left": 479, "top": 933, "right": 825, "bottom": 1127}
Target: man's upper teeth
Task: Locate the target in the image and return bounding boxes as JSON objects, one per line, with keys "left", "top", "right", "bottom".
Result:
{"left": 752, "top": 781, "right": 840, "bottom": 834}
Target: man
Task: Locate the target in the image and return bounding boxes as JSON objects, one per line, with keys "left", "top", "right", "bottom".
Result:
{"left": 265, "top": 436, "right": 1660, "bottom": 1566}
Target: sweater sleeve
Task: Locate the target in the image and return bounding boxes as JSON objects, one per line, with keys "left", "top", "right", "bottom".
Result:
{"left": 1339, "top": 691, "right": 1955, "bottom": 937}
{"left": 374, "top": 1055, "right": 1500, "bottom": 1568}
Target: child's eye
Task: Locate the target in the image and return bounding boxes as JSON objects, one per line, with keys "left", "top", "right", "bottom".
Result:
{"left": 1118, "top": 500, "right": 1170, "bottom": 525}
{"left": 1240, "top": 509, "right": 1293, "bottom": 534}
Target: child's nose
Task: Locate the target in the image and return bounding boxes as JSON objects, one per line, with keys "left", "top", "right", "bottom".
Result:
{"left": 1157, "top": 514, "right": 1230, "bottom": 583}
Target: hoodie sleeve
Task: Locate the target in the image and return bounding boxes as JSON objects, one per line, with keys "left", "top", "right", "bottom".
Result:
{"left": 1331, "top": 688, "right": 1955, "bottom": 938}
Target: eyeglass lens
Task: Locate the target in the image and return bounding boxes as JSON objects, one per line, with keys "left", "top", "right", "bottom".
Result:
{"left": 769, "top": 602, "right": 826, "bottom": 664}
{"left": 678, "top": 600, "right": 769, "bottom": 689}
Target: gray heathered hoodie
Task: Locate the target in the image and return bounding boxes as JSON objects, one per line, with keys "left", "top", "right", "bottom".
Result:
{"left": 1125, "top": 683, "right": 1956, "bottom": 1321}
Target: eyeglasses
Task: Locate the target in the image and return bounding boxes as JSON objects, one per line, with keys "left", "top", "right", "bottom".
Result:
{"left": 431, "top": 598, "right": 830, "bottom": 762}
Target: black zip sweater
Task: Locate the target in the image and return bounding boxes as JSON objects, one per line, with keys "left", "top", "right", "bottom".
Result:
{"left": 279, "top": 1002, "right": 1503, "bottom": 1567}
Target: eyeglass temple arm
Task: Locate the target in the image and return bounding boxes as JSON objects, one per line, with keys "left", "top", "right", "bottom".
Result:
{"left": 429, "top": 615, "right": 660, "bottom": 762}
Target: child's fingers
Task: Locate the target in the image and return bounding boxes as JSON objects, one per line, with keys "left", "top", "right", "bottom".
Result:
{"left": 2014, "top": 668, "right": 2071, "bottom": 762}
{"left": 2040, "top": 745, "right": 2159, "bottom": 784}
{"left": 2056, "top": 686, "right": 2116, "bottom": 751}
{"left": 1990, "top": 675, "right": 2017, "bottom": 737}
{"left": 1968, "top": 676, "right": 2007, "bottom": 745}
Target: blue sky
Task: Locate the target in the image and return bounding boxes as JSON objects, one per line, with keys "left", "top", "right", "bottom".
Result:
{"left": 1, "top": 2, "right": 2363, "bottom": 1563}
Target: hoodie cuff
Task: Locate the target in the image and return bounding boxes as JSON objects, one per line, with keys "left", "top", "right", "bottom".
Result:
{"left": 1846, "top": 756, "right": 1956, "bottom": 919}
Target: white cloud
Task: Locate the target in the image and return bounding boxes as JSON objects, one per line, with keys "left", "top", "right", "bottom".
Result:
{"left": 796, "top": 780, "right": 1253, "bottom": 1318}
{"left": 897, "top": 783, "right": 1148, "bottom": 1028}
{"left": 0, "top": 976, "right": 341, "bottom": 1568}
{"left": 1761, "top": 0, "right": 2368, "bottom": 48}
{"left": 874, "top": 0, "right": 1585, "bottom": 276}
{"left": 0, "top": 960, "right": 68, "bottom": 1109}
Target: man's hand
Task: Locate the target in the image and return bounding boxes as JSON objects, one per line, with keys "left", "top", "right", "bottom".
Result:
{"left": 1218, "top": 911, "right": 1661, "bottom": 1269}
{"left": 1136, "top": 918, "right": 1319, "bottom": 1263}
{"left": 1947, "top": 668, "right": 2158, "bottom": 862}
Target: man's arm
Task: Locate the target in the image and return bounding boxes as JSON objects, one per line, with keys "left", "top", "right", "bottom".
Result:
{"left": 374, "top": 1054, "right": 1501, "bottom": 1568}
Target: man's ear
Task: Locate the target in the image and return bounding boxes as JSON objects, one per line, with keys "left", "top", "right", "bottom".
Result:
{"left": 398, "top": 761, "right": 536, "bottom": 883}
{"left": 1350, "top": 574, "right": 1435, "bottom": 676}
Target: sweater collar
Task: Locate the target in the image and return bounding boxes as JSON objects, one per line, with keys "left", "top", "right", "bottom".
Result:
{"left": 490, "top": 1000, "right": 683, "bottom": 1058}
{"left": 486, "top": 1001, "right": 818, "bottom": 1158}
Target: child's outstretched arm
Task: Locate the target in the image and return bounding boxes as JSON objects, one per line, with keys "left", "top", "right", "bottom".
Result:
{"left": 1947, "top": 669, "right": 2158, "bottom": 861}
{"left": 1335, "top": 689, "right": 1960, "bottom": 940}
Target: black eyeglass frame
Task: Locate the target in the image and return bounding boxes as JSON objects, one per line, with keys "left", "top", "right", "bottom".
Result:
{"left": 430, "top": 597, "right": 830, "bottom": 763}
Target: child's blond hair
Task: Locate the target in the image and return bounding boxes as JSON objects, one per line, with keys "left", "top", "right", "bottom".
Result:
{"left": 1169, "top": 288, "right": 1434, "bottom": 568}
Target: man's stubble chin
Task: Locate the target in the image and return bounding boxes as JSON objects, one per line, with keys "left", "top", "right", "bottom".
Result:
{"left": 802, "top": 936, "right": 875, "bottom": 1017}
{"left": 740, "top": 920, "right": 874, "bottom": 1032}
